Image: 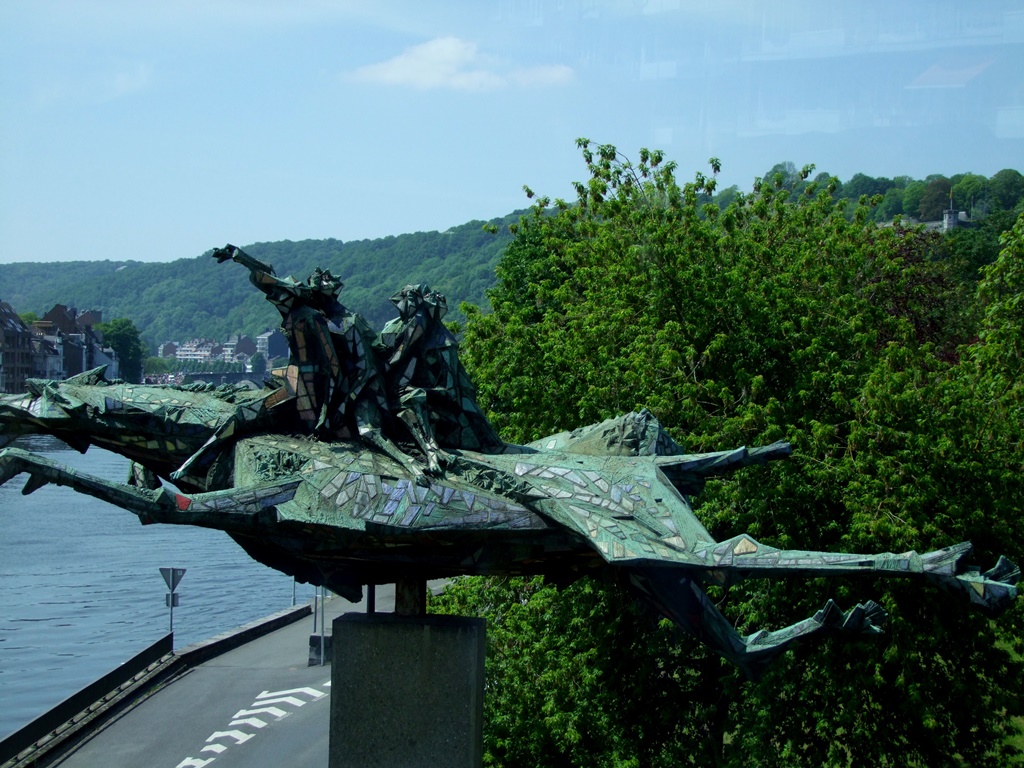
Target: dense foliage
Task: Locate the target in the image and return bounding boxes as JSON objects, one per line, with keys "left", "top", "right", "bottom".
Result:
{"left": 762, "top": 163, "right": 1024, "bottom": 225}
{"left": 431, "top": 141, "right": 1024, "bottom": 766}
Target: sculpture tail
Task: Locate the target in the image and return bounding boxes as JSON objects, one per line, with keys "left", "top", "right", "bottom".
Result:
{"left": 630, "top": 567, "right": 888, "bottom": 680}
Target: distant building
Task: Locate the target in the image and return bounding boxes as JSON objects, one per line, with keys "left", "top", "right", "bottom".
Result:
{"left": 31, "top": 335, "right": 63, "bottom": 380}
{"left": 236, "top": 335, "right": 257, "bottom": 357}
{"left": 42, "top": 305, "right": 95, "bottom": 337}
{"left": 166, "top": 331, "right": 279, "bottom": 366}
{"left": 38, "top": 305, "right": 119, "bottom": 379}
{"left": 176, "top": 339, "right": 223, "bottom": 362}
{"left": 76, "top": 310, "right": 103, "bottom": 328}
{"left": 256, "top": 329, "right": 288, "bottom": 361}
{"left": 0, "top": 303, "right": 67, "bottom": 392}
{"left": 0, "top": 301, "right": 34, "bottom": 393}
{"left": 221, "top": 334, "right": 257, "bottom": 362}
{"left": 91, "top": 344, "right": 119, "bottom": 376}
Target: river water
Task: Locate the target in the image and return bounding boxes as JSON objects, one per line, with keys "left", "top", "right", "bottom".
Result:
{"left": 0, "top": 435, "right": 312, "bottom": 741}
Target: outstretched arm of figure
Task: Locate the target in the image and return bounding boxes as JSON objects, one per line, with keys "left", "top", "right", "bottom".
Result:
{"left": 211, "top": 243, "right": 304, "bottom": 301}
{"left": 212, "top": 243, "right": 275, "bottom": 275}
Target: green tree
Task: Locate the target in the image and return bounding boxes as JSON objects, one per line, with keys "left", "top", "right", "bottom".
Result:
{"left": 902, "top": 180, "right": 927, "bottom": 220}
{"left": 952, "top": 172, "right": 988, "bottom": 215}
{"left": 918, "top": 176, "right": 952, "bottom": 221}
{"left": 761, "top": 161, "right": 806, "bottom": 201}
{"left": 873, "top": 186, "right": 904, "bottom": 222}
{"left": 713, "top": 184, "right": 741, "bottom": 210}
{"left": 455, "top": 141, "right": 1022, "bottom": 766}
{"left": 95, "top": 317, "right": 146, "bottom": 383}
{"left": 143, "top": 356, "right": 172, "bottom": 375}
{"left": 18, "top": 311, "right": 39, "bottom": 324}
{"left": 842, "top": 172, "right": 893, "bottom": 202}
{"left": 988, "top": 168, "right": 1024, "bottom": 212}
{"left": 763, "top": 161, "right": 799, "bottom": 188}
{"left": 946, "top": 208, "right": 1019, "bottom": 280}
{"left": 431, "top": 576, "right": 724, "bottom": 768}
{"left": 249, "top": 352, "right": 267, "bottom": 377}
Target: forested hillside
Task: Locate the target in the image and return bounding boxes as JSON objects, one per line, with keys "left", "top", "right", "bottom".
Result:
{"left": 0, "top": 212, "right": 520, "bottom": 350}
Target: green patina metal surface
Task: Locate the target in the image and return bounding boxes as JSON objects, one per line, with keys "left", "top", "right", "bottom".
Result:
{"left": 0, "top": 246, "right": 1018, "bottom": 679}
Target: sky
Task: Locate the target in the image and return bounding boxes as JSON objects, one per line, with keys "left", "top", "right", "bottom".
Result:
{"left": 1, "top": 0, "right": 1022, "bottom": 264}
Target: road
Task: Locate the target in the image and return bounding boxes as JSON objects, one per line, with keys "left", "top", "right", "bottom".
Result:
{"left": 52, "top": 587, "right": 396, "bottom": 768}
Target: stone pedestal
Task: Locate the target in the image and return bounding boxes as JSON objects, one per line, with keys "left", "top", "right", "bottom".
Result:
{"left": 329, "top": 613, "right": 485, "bottom": 768}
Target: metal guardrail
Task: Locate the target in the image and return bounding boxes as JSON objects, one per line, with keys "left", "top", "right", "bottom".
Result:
{"left": 0, "top": 633, "right": 173, "bottom": 766}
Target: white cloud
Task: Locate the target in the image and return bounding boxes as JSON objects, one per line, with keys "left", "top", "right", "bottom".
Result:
{"left": 346, "top": 36, "right": 573, "bottom": 91}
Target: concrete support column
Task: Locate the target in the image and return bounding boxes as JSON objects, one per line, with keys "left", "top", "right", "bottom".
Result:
{"left": 395, "top": 577, "right": 427, "bottom": 616}
{"left": 329, "top": 613, "right": 485, "bottom": 768}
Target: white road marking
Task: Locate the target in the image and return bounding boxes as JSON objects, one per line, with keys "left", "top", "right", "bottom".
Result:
{"left": 232, "top": 706, "right": 290, "bottom": 720}
{"left": 207, "top": 729, "right": 255, "bottom": 745}
{"left": 257, "top": 686, "right": 326, "bottom": 700}
{"left": 250, "top": 695, "right": 307, "bottom": 708}
{"left": 175, "top": 682, "right": 329, "bottom": 767}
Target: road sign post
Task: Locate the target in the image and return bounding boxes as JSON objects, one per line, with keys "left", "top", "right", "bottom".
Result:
{"left": 160, "top": 567, "right": 186, "bottom": 635}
